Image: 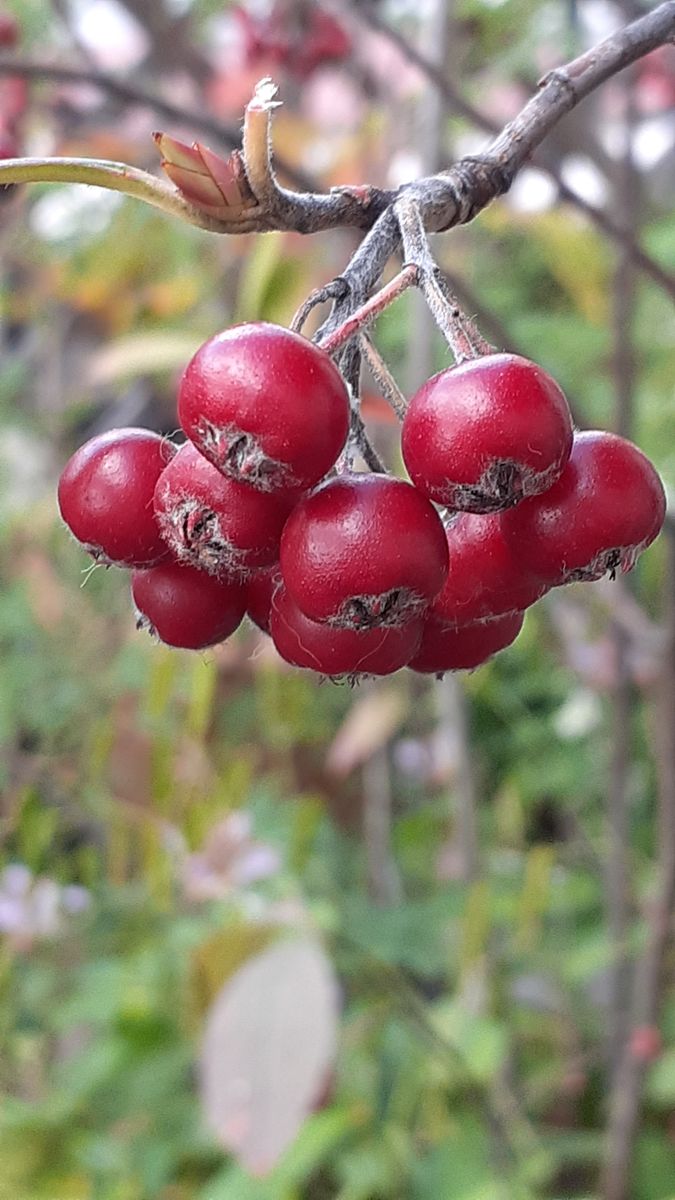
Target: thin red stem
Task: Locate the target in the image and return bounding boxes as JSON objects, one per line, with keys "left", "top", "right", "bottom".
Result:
{"left": 319, "top": 265, "right": 419, "bottom": 357}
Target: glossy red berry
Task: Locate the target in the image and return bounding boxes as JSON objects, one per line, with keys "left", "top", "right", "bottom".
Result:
{"left": 271, "top": 585, "right": 423, "bottom": 677}
{"left": 500, "top": 430, "right": 666, "bottom": 585}
{"left": 430, "top": 512, "right": 547, "bottom": 626}
{"left": 246, "top": 565, "right": 281, "bottom": 634}
{"left": 280, "top": 473, "right": 449, "bottom": 629}
{"left": 132, "top": 561, "right": 246, "bottom": 649}
{"left": 154, "top": 441, "right": 297, "bottom": 578}
{"left": 178, "top": 323, "right": 350, "bottom": 493}
{"left": 409, "top": 610, "right": 525, "bottom": 675}
{"left": 402, "top": 354, "right": 573, "bottom": 512}
{"left": 58, "top": 428, "right": 175, "bottom": 567}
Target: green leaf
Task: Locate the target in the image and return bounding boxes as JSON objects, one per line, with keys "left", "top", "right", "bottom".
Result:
{"left": 200, "top": 1108, "right": 354, "bottom": 1200}
{"left": 645, "top": 1048, "right": 675, "bottom": 1109}
{"left": 411, "top": 1113, "right": 506, "bottom": 1199}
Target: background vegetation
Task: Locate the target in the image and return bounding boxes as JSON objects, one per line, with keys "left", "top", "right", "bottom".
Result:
{"left": 0, "top": 1, "right": 674, "bottom": 1197}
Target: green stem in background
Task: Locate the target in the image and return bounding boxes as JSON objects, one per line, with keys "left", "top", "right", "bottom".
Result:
{"left": 0, "top": 156, "right": 232, "bottom": 233}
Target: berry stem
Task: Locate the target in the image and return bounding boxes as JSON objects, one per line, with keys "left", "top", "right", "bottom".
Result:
{"left": 349, "top": 410, "right": 387, "bottom": 474}
{"left": 290, "top": 278, "right": 349, "bottom": 334}
{"left": 319, "top": 264, "right": 419, "bottom": 356}
{"left": 359, "top": 334, "right": 408, "bottom": 421}
{"left": 395, "top": 193, "right": 494, "bottom": 362}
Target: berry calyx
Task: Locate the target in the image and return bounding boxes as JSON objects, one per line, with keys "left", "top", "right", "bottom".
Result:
{"left": 131, "top": 561, "right": 246, "bottom": 649}
{"left": 270, "top": 585, "right": 423, "bottom": 677}
{"left": 430, "top": 512, "right": 547, "bottom": 626}
{"left": 500, "top": 430, "right": 666, "bottom": 585}
{"left": 402, "top": 353, "right": 573, "bottom": 512}
{"left": 246, "top": 565, "right": 281, "bottom": 634}
{"left": 58, "top": 428, "right": 175, "bottom": 567}
{"left": 280, "top": 473, "right": 449, "bottom": 629}
{"left": 178, "top": 322, "right": 350, "bottom": 493}
{"left": 409, "top": 610, "right": 525, "bottom": 675}
{"left": 154, "top": 441, "right": 297, "bottom": 578}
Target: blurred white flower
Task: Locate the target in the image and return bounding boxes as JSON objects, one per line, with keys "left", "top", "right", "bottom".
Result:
{"left": 553, "top": 688, "right": 603, "bottom": 739}
{"left": 0, "top": 864, "right": 91, "bottom": 952}
{"left": 182, "top": 812, "right": 281, "bottom": 903}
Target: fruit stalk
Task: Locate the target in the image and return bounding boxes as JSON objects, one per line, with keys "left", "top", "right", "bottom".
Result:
{"left": 395, "top": 193, "right": 493, "bottom": 362}
{"left": 318, "top": 265, "right": 419, "bottom": 356}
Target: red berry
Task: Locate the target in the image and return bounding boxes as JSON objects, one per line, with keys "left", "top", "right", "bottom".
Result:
{"left": 500, "top": 430, "right": 666, "bottom": 585}
{"left": 402, "top": 354, "right": 573, "bottom": 512}
{"left": 246, "top": 565, "right": 281, "bottom": 634}
{"left": 280, "top": 473, "right": 449, "bottom": 629}
{"left": 132, "top": 561, "right": 246, "bottom": 650}
{"left": 154, "top": 441, "right": 297, "bottom": 579}
{"left": 58, "top": 428, "right": 175, "bottom": 567}
{"left": 178, "top": 323, "right": 350, "bottom": 492}
{"left": 409, "top": 611, "right": 525, "bottom": 675}
{"left": 270, "top": 585, "right": 423, "bottom": 677}
{"left": 430, "top": 512, "right": 547, "bottom": 626}
{"left": 0, "top": 13, "right": 19, "bottom": 48}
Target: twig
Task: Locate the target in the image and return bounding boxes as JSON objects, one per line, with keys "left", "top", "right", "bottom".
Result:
{"left": 319, "top": 265, "right": 419, "bottom": 356}
{"left": 241, "top": 79, "right": 285, "bottom": 215}
{"left": 346, "top": 1, "right": 675, "bottom": 302}
{"left": 1, "top": 5, "right": 674, "bottom": 248}
{"left": 604, "top": 61, "right": 640, "bottom": 1101}
{"left": 0, "top": 155, "right": 234, "bottom": 232}
{"left": 7, "top": 55, "right": 671, "bottom": 295}
{"left": 358, "top": 335, "right": 408, "bottom": 421}
{"left": 290, "top": 279, "right": 349, "bottom": 335}
{"left": 395, "top": 193, "right": 493, "bottom": 361}
{"left": 418, "top": 0, "right": 675, "bottom": 234}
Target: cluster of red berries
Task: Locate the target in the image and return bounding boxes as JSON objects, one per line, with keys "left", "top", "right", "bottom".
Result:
{"left": 0, "top": 11, "right": 26, "bottom": 175}
{"left": 57, "top": 321, "right": 666, "bottom": 680}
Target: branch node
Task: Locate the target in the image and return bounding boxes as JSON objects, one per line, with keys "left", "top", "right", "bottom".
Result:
{"left": 537, "top": 66, "right": 578, "bottom": 108}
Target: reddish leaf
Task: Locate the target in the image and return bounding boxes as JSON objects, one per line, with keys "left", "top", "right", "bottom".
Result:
{"left": 154, "top": 133, "right": 257, "bottom": 218}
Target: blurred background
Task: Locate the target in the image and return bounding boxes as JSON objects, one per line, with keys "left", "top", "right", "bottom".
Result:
{"left": 0, "top": 1, "right": 674, "bottom": 1197}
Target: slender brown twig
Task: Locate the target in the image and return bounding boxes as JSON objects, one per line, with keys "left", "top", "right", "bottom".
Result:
{"left": 2, "top": 4, "right": 674, "bottom": 249}
{"left": 395, "top": 193, "right": 494, "bottom": 360}
{"left": 604, "top": 60, "right": 640, "bottom": 1106}
{"left": 358, "top": 335, "right": 408, "bottom": 421}
{"left": 319, "top": 265, "right": 419, "bottom": 356}
{"left": 345, "top": 1, "right": 675, "bottom": 302}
